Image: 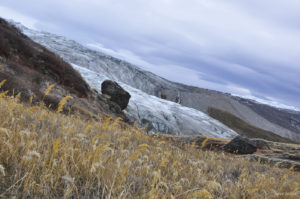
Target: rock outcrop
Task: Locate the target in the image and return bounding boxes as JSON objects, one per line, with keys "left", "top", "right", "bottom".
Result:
{"left": 223, "top": 136, "right": 257, "bottom": 154}
{"left": 101, "top": 80, "right": 131, "bottom": 110}
{"left": 161, "top": 134, "right": 300, "bottom": 172}
{"left": 0, "top": 18, "right": 128, "bottom": 121}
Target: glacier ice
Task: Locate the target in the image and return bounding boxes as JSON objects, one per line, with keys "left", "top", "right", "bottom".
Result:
{"left": 13, "top": 21, "right": 238, "bottom": 138}
{"left": 72, "top": 64, "right": 237, "bottom": 138}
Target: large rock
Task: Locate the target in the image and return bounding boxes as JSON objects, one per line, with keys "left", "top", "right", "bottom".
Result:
{"left": 101, "top": 80, "right": 131, "bottom": 110}
{"left": 223, "top": 136, "right": 257, "bottom": 154}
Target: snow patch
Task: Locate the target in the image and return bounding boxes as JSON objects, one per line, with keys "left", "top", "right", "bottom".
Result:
{"left": 231, "top": 94, "right": 300, "bottom": 112}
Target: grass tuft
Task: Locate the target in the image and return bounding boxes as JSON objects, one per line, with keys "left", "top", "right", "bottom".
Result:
{"left": 43, "top": 84, "right": 55, "bottom": 98}
{"left": 56, "top": 96, "right": 72, "bottom": 113}
{"left": 0, "top": 79, "right": 6, "bottom": 88}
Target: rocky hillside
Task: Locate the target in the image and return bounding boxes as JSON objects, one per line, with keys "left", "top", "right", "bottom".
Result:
{"left": 11, "top": 20, "right": 300, "bottom": 141}
{"left": 0, "top": 18, "right": 128, "bottom": 121}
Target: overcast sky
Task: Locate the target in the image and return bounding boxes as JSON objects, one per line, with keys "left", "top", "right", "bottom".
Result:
{"left": 0, "top": 0, "right": 300, "bottom": 108}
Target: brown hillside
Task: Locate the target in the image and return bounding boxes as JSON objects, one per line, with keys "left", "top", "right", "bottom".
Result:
{"left": 207, "top": 107, "right": 296, "bottom": 143}
{"left": 0, "top": 18, "right": 128, "bottom": 121}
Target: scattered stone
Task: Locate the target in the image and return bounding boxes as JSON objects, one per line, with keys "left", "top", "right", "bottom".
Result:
{"left": 101, "top": 80, "right": 131, "bottom": 110}
{"left": 223, "top": 136, "right": 257, "bottom": 154}
{"left": 275, "top": 154, "right": 300, "bottom": 161}
{"left": 247, "top": 155, "right": 300, "bottom": 172}
{"left": 251, "top": 138, "right": 271, "bottom": 150}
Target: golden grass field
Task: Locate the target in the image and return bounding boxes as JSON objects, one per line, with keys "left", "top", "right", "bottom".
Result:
{"left": 0, "top": 83, "right": 300, "bottom": 198}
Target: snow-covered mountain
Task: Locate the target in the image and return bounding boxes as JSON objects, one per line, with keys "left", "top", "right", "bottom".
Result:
{"left": 12, "top": 21, "right": 300, "bottom": 141}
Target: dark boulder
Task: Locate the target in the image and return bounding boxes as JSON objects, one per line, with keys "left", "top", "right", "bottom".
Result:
{"left": 101, "top": 80, "right": 131, "bottom": 110}
{"left": 223, "top": 136, "right": 257, "bottom": 154}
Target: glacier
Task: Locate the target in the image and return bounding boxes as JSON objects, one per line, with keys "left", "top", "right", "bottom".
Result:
{"left": 73, "top": 63, "right": 237, "bottom": 137}
{"left": 11, "top": 21, "right": 238, "bottom": 138}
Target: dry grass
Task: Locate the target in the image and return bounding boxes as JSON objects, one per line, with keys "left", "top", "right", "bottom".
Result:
{"left": 0, "top": 90, "right": 300, "bottom": 198}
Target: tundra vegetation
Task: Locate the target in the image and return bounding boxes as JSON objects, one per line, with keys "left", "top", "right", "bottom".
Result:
{"left": 0, "top": 83, "right": 299, "bottom": 198}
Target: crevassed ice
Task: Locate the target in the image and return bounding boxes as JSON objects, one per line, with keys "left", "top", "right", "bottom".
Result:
{"left": 72, "top": 64, "right": 237, "bottom": 138}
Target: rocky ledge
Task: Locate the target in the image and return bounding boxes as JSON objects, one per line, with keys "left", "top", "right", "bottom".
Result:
{"left": 157, "top": 134, "right": 300, "bottom": 172}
